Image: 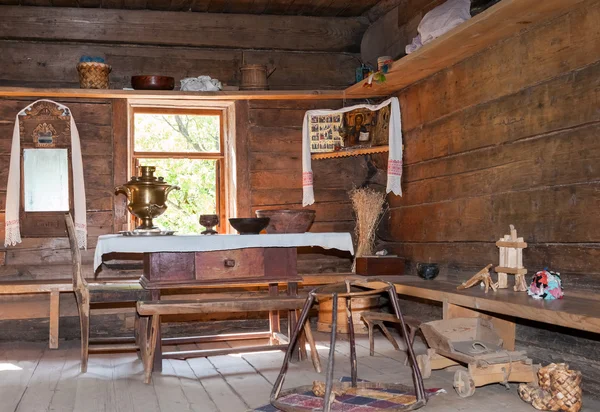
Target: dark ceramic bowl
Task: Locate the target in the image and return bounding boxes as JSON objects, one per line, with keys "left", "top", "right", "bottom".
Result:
{"left": 255, "top": 209, "right": 316, "bottom": 234}
{"left": 416, "top": 262, "right": 439, "bottom": 280}
{"left": 228, "top": 218, "right": 270, "bottom": 235}
{"left": 131, "top": 75, "right": 175, "bottom": 90}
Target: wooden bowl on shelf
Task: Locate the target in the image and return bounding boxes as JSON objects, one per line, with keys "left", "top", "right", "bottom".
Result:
{"left": 255, "top": 209, "right": 315, "bottom": 233}
{"left": 131, "top": 75, "right": 175, "bottom": 90}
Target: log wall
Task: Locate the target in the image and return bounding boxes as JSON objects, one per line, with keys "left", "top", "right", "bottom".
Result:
{"left": 0, "top": 6, "right": 364, "bottom": 90}
{"left": 0, "top": 4, "right": 369, "bottom": 340}
{"left": 374, "top": 0, "right": 600, "bottom": 394}
{"left": 0, "top": 95, "right": 367, "bottom": 339}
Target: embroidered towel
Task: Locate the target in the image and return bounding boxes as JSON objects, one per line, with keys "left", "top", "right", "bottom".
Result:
{"left": 302, "top": 97, "right": 402, "bottom": 206}
{"left": 4, "top": 100, "right": 87, "bottom": 249}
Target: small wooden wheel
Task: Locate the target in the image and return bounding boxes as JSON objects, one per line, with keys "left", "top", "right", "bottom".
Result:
{"left": 453, "top": 369, "right": 476, "bottom": 398}
{"left": 416, "top": 354, "right": 431, "bottom": 379}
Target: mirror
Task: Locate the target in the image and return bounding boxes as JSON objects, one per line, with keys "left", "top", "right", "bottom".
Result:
{"left": 23, "top": 148, "right": 69, "bottom": 212}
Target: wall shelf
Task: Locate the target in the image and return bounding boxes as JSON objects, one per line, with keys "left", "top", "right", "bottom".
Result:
{"left": 0, "top": 87, "right": 351, "bottom": 101}
{"left": 311, "top": 145, "right": 389, "bottom": 160}
{"left": 345, "top": 0, "right": 582, "bottom": 98}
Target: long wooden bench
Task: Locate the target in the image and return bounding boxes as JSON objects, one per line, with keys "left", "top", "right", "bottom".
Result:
{"left": 0, "top": 279, "right": 73, "bottom": 348}
{"left": 358, "top": 275, "right": 600, "bottom": 350}
{"left": 0, "top": 277, "right": 147, "bottom": 349}
{"left": 137, "top": 295, "right": 321, "bottom": 384}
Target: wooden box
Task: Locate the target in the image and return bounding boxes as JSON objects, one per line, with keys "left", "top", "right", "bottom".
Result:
{"left": 355, "top": 256, "right": 405, "bottom": 276}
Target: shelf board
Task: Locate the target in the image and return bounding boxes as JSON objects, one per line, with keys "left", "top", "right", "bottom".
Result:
{"left": 311, "top": 145, "right": 389, "bottom": 160}
{"left": 0, "top": 87, "right": 351, "bottom": 101}
{"left": 345, "top": 0, "right": 583, "bottom": 98}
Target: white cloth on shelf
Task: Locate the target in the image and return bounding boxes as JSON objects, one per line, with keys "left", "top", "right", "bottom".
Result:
{"left": 4, "top": 100, "right": 87, "bottom": 249}
{"left": 406, "top": 0, "right": 471, "bottom": 54}
{"left": 93, "top": 232, "right": 354, "bottom": 271}
{"left": 301, "top": 97, "right": 403, "bottom": 206}
{"left": 180, "top": 76, "right": 222, "bottom": 91}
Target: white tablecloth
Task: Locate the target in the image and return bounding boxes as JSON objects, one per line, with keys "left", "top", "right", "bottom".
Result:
{"left": 94, "top": 232, "right": 354, "bottom": 271}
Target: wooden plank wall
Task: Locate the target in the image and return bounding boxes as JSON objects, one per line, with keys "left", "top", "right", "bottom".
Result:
{"left": 0, "top": 5, "right": 369, "bottom": 339}
{"left": 239, "top": 99, "right": 385, "bottom": 273}
{"left": 374, "top": 0, "right": 600, "bottom": 393}
{"left": 0, "top": 96, "right": 369, "bottom": 338}
{"left": 0, "top": 6, "right": 363, "bottom": 90}
{"left": 382, "top": 0, "right": 600, "bottom": 288}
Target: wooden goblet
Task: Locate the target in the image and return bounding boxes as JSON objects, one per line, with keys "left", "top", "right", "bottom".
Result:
{"left": 199, "top": 214, "right": 219, "bottom": 235}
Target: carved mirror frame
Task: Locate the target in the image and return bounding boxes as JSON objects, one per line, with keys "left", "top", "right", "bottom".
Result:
{"left": 18, "top": 101, "right": 74, "bottom": 237}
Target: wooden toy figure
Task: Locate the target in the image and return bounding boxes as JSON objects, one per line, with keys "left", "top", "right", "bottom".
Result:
{"left": 496, "top": 225, "right": 528, "bottom": 292}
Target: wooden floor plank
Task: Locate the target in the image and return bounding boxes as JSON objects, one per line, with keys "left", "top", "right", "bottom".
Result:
{"left": 15, "top": 346, "right": 68, "bottom": 412}
{"left": 47, "top": 343, "right": 81, "bottom": 412}
{"left": 72, "top": 353, "right": 117, "bottom": 412}
{"left": 151, "top": 358, "right": 195, "bottom": 412}
{"left": 208, "top": 344, "right": 274, "bottom": 409}
{"left": 185, "top": 356, "right": 248, "bottom": 412}
{"left": 111, "top": 352, "right": 161, "bottom": 412}
{"left": 1, "top": 336, "right": 600, "bottom": 412}
{"left": 0, "top": 343, "right": 45, "bottom": 412}
{"left": 167, "top": 358, "right": 219, "bottom": 412}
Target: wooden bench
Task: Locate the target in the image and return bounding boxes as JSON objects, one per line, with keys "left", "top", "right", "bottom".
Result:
{"left": 137, "top": 295, "right": 321, "bottom": 384}
{"left": 0, "top": 276, "right": 145, "bottom": 350}
{"left": 0, "top": 280, "right": 73, "bottom": 349}
{"left": 360, "top": 311, "right": 421, "bottom": 363}
{"left": 358, "top": 275, "right": 600, "bottom": 350}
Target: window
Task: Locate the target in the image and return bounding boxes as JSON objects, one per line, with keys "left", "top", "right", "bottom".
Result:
{"left": 132, "top": 108, "right": 225, "bottom": 234}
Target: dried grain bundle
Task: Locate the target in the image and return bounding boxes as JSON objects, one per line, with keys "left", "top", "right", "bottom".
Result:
{"left": 349, "top": 188, "right": 386, "bottom": 258}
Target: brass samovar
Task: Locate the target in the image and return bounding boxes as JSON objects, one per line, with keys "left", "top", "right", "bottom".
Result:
{"left": 115, "top": 166, "right": 180, "bottom": 234}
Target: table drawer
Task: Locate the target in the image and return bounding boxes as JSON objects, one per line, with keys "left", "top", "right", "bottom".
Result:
{"left": 195, "top": 248, "right": 265, "bottom": 281}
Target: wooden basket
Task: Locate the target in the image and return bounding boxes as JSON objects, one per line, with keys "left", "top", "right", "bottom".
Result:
{"left": 519, "top": 363, "right": 582, "bottom": 412}
{"left": 77, "top": 62, "right": 111, "bottom": 89}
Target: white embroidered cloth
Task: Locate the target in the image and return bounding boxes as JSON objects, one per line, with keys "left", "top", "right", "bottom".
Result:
{"left": 4, "top": 100, "right": 87, "bottom": 249}
{"left": 94, "top": 232, "right": 354, "bottom": 271}
{"left": 301, "top": 97, "right": 403, "bottom": 206}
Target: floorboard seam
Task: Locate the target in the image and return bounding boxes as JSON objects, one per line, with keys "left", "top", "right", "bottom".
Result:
{"left": 206, "top": 357, "right": 252, "bottom": 410}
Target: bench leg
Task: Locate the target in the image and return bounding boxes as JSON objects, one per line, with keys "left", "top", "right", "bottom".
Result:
{"left": 269, "top": 284, "right": 281, "bottom": 345}
{"left": 49, "top": 290, "right": 60, "bottom": 349}
{"left": 443, "top": 301, "right": 516, "bottom": 350}
{"left": 287, "top": 282, "right": 304, "bottom": 361}
{"left": 303, "top": 322, "right": 322, "bottom": 373}
{"left": 151, "top": 290, "right": 163, "bottom": 373}
{"left": 379, "top": 322, "right": 401, "bottom": 351}
{"left": 366, "top": 321, "right": 375, "bottom": 356}
{"left": 141, "top": 315, "right": 160, "bottom": 384}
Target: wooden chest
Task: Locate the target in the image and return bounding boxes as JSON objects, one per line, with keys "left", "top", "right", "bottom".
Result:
{"left": 355, "top": 256, "right": 405, "bottom": 276}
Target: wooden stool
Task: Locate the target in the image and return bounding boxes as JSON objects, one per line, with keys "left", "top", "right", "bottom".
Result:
{"left": 361, "top": 311, "right": 421, "bottom": 364}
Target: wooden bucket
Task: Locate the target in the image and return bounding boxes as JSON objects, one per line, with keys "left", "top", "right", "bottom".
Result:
{"left": 240, "top": 64, "right": 273, "bottom": 90}
{"left": 317, "top": 296, "right": 381, "bottom": 334}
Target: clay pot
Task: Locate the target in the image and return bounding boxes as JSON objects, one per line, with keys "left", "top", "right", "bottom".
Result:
{"left": 416, "top": 262, "right": 439, "bottom": 280}
{"left": 254, "top": 209, "right": 316, "bottom": 234}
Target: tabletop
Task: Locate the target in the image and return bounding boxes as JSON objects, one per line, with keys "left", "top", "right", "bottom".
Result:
{"left": 94, "top": 232, "right": 355, "bottom": 271}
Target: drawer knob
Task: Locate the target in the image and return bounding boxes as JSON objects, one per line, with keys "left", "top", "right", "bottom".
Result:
{"left": 224, "top": 259, "right": 236, "bottom": 268}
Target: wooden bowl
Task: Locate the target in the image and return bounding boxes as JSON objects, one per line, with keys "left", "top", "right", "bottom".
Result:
{"left": 131, "top": 75, "right": 175, "bottom": 90}
{"left": 228, "top": 218, "right": 270, "bottom": 235}
{"left": 254, "top": 209, "right": 315, "bottom": 234}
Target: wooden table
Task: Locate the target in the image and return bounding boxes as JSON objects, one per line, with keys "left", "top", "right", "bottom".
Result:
{"left": 358, "top": 276, "right": 600, "bottom": 350}
{"left": 94, "top": 233, "right": 355, "bottom": 370}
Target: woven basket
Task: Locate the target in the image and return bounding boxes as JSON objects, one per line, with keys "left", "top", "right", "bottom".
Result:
{"left": 77, "top": 62, "right": 111, "bottom": 89}
{"left": 519, "top": 363, "right": 582, "bottom": 412}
